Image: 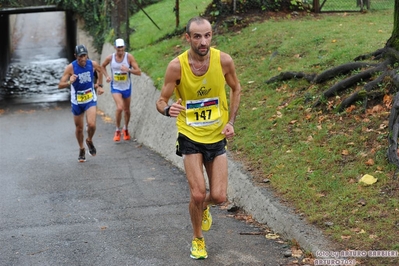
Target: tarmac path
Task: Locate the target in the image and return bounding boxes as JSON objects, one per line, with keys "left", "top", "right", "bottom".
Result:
{"left": 0, "top": 101, "right": 296, "bottom": 266}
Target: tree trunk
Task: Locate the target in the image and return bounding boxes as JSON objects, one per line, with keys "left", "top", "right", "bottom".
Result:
{"left": 111, "top": 0, "right": 128, "bottom": 42}
{"left": 386, "top": 0, "right": 399, "bottom": 50}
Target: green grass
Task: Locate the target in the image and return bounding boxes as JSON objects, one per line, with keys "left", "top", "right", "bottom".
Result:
{"left": 129, "top": 0, "right": 210, "bottom": 49}
{"left": 128, "top": 1, "right": 398, "bottom": 265}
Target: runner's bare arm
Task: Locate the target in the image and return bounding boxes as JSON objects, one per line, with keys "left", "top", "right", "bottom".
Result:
{"left": 156, "top": 58, "right": 185, "bottom": 117}
{"left": 93, "top": 61, "right": 104, "bottom": 95}
{"left": 58, "top": 64, "right": 74, "bottom": 89}
{"left": 101, "top": 55, "right": 112, "bottom": 83}
{"left": 221, "top": 52, "right": 241, "bottom": 125}
{"left": 128, "top": 54, "right": 142, "bottom": 76}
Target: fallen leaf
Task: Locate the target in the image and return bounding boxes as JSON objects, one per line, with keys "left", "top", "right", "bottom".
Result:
{"left": 291, "top": 247, "right": 303, "bottom": 258}
{"left": 346, "top": 105, "right": 356, "bottom": 113}
{"left": 372, "top": 104, "right": 383, "bottom": 113}
{"left": 365, "top": 159, "right": 374, "bottom": 166}
{"left": 357, "top": 198, "right": 367, "bottom": 206}
{"left": 342, "top": 150, "right": 349, "bottom": 155}
{"left": 265, "top": 233, "right": 280, "bottom": 239}
{"left": 383, "top": 94, "right": 392, "bottom": 107}
{"left": 359, "top": 174, "right": 377, "bottom": 185}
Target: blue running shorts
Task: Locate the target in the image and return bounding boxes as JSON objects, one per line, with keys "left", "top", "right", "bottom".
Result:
{"left": 111, "top": 87, "right": 131, "bottom": 99}
{"left": 71, "top": 101, "right": 97, "bottom": 116}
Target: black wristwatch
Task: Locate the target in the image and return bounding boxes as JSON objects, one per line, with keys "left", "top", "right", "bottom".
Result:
{"left": 98, "top": 84, "right": 103, "bottom": 88}
{"left": 163, "top": 106, "right": 171, "bottom": 117}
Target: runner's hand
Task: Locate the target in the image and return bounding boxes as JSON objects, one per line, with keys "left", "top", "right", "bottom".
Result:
{"left": 169, "top": 98, "right": 185, "bottom": 117}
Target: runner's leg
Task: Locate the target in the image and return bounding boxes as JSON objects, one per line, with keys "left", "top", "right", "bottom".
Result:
{"left": 85, "top": 106, "right": 97, "bottom": 141}
{"left": 73, "top": 113, "right": 85, "bottom": 149}
{"left": 123, "top": 96, "right": 131, "bottom": 130}
{"left": 112, "top": 93, "right": 124, "bottom": 129}
{"left": 203, "top": 154, "right": 228, "bottom": 207}
{"left": 184, "top": 153, "right": 207, "bottom": 238}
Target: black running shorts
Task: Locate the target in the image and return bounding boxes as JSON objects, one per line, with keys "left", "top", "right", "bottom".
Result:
{"left": 176, "top": 133, "right": 227, "bottom": 162}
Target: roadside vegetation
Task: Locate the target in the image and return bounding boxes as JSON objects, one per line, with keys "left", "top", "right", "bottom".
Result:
{"left": 130, "top": 1, "right": 397, "bottom": 265}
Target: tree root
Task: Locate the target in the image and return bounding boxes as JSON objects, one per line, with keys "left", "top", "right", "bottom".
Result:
{"left": 265, "top": 46, "right": 399, "bottom": 166}
{"left": 265, "top": 71, "right": 316, "bottom": 84}
{"left": 313, "top": 62, "right": 378, "bottom": 84}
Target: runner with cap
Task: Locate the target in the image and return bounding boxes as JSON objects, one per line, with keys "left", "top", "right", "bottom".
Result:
{"left": 58, "top": 44, "right": 105, "bottom": 162}
{"left": 101, "top": 38, "right": 142, "bottom": 142}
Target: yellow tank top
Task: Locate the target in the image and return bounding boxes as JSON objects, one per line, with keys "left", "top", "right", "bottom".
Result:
{"left": 176, "top": 48, "right": 228, "bottom": 144}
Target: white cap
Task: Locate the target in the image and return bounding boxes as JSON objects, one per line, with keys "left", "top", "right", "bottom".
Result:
{"left": 115, "top": 38, "right": 125, "bottom": 47}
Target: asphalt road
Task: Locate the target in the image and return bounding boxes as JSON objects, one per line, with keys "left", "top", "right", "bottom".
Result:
{"left": 0, "top": 101, "right": 296, "bottom": 266}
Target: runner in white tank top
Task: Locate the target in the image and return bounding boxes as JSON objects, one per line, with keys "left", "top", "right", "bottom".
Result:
{"left": 102, "top": 38, "right": 142, "bottom": 142}
{"left": 110, "top": 52, "right": 131, "bottom": 92}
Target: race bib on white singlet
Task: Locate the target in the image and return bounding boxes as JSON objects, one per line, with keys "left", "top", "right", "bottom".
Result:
{"left": 77, "top": 88, "right": 93, "bottom": 104}
{"left": 113, "top": 72, "right": 128, "bottom": 82}
{"left": 185, "top": 97, "right": 221, "bottom": 127}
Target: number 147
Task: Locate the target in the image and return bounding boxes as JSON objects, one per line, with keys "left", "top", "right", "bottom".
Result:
{"left": 194, "top": 110, "right": 212, "bottom": 120}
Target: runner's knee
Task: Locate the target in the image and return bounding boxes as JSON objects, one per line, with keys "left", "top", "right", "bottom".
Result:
{"left": 210, "top": 191, "right": 226, "bottom": 204}
{"left": 191, "top": 190, "right": 206, "bottom": 204}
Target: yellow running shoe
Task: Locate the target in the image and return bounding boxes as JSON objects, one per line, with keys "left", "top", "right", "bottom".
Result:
{"left": 190, "top": 237, "right": 207, "bottom": 259}
{"left": 202, "top": 206, "right": 212, "bottom": 231}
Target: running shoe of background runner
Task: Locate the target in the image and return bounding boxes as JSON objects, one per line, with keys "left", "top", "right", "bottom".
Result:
{"left": 114, "top": 130, "right": 121, "bottom": 142}
{"left": 123, "top": 129, "right": 131, "bottom": 141}
{"left": 86, "top": 139, "right": 96, "bottom": 156}
{"left": 78, "top": 148, "right": 86, "bottom": 162}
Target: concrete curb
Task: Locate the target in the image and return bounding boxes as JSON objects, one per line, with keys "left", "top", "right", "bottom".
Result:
{"left": 97, "top": 43, "right": 337, "bottom": 255}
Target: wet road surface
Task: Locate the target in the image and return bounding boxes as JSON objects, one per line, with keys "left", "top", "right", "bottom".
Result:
{"left": 0, "top": 102, "right": 296, "bottom": 265}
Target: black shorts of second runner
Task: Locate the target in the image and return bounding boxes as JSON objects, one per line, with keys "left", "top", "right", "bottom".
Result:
{"left": 176, "top": 133, "right": 227, "bottom": 162}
